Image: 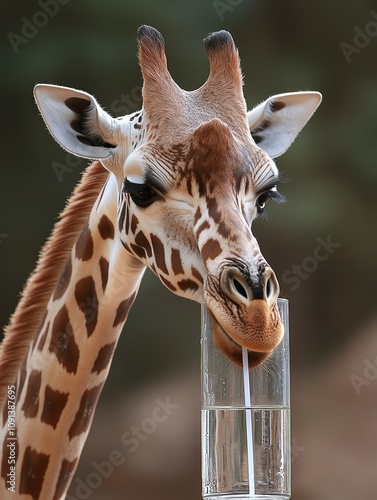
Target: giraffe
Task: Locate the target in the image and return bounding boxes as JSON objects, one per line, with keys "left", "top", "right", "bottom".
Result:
{"left": 0, "top": 26, "right": 321, "bottom": 499}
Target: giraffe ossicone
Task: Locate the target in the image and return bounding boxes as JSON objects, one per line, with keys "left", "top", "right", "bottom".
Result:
{"left": 0, "top": 25, "right": 321, "bottom": 499}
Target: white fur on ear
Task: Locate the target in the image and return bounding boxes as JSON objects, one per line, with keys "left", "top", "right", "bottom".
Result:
{"left": 34, "top": 84, "right": 117, "bottom": 160}
{"left": 248, "top": 92, "right": 322, "bottom": 158}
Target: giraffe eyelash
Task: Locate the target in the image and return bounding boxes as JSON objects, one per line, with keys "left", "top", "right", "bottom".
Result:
{"left": 123, "top": 179, "right": 161, "bottom": 208}
{"left": 256, "top": 186, "right": 286, "bottom": 216}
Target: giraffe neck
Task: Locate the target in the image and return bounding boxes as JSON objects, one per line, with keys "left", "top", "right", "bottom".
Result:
{"left": 0, "top": 168, "right": 145, "bottom": 499}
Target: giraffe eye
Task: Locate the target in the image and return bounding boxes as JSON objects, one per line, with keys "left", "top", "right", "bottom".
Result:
{"left": 256, "top": 187, "right": 286, "bottom": 215}
{"left": 256, "top": 193, "right": 269, "bottom": 214}
{"left": 123, "top": 179, "right": 159, "bottom": 208}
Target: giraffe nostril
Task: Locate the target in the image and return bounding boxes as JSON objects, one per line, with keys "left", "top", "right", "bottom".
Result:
{"left": 264, "top": 270, "right": 279, "bottom": 306}
{"left": 221, "top": 266, "right": 279, "bottom": 305}
{"left": 266, "top": 278, "right": 272, "bottom": 299}
{"left": 221, "top": 268, "right": 251, "bottom": 302}
{"left": 232, "top": 277, "right": 249, "bottom": 300}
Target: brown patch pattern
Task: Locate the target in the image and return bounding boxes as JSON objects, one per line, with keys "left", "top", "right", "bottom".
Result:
{"left": 178, "top": 279, "right": 199, "bottom": 293}
{"left": 134, "top": 231, "right": 152, "bottom": 258}
{"left": 118, "top": 201, "right": 126, "bottom": 233}
{"left": 75, "top": 223, "right": 94, "bottom": 261}
{"left": 201, "top": 238, "right": 222, "bottom": 262}
{"left": 0, "top": 162, "right": 108, "bottom": 404}
{"left": 19, "top": 446, "right": 49, "bottom": 500}
{"left": 68, "top": 383, "right": 103, "bottom": 440}
{"left": 53, "top": 458, "right": 78, "bottom": 500}
{"left": 49, "top": 305, "right": 79, "bottom": 374}
{"left": 91, "top": 341, "right": 116, "bottom": 374}
{"left": 130, "top": 242, "right": 145, "bottom": 260}
{"left": 21, "top": 370, "right": 42, "bottom": 419}
{"left": 98, "top": 215, "right": 115, "bottom": 240}
{"left": 195, "top": 220, "right": 210, "bottom": 240}
{"left": 207, "top": 198, "right": 231, "bottom": 238}
{"left": 53, "top": 255, "right": 72, "bottom": 301}
{"left": 150, "top": 234, "right": 168, "bottom": 274}
{"left": 113, "top": 292, "right": 137, "bottom": 328}
{"left": 218, "top": 221, "right": 231, "bottom": 239}
{"left": 191, "top": 266, "right": 204, "bottom": 284}
{"left": 40, "top": 385, "right": 69, "bottom": 429}
{"left": 171, "top": 248, "right": 184, "bottom": 275}
{"left": 207, "top": 196, "right": 221, "bottom": 224}
{"left": 99, "top": 257, "right": 109, "bottom": 292}
{"left": 75, "top": 277, "right": 99, "bottom": 338}
{"left": 130, "top": 214, "right": 139, "bottom": 234}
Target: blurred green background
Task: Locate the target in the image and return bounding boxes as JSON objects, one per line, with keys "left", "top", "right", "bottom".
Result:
{"left": 1, "top": 1, "right": 377, "bottom": 499}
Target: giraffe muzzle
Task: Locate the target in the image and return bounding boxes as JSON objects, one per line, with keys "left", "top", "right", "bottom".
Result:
{"left": 205, "top": 265, "right": 283, "bottom": 368}
{"left": 220, "top": 266, "right": 279, "bottom": 307}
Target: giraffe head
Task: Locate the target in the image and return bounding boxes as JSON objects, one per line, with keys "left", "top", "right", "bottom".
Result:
{"left": 34, "top": 26, "right": 321, "bottom": 367}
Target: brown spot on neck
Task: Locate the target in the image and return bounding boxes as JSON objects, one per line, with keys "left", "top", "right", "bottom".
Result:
{"left": 40, "top": 385, "right": 69, "bottom": 429}
{"left": 49, "top": 305, "right": 79, "bottom": 374}
{"left": 21, "top": 370, "right": 42, "bottom": 419}
{"left": 91, "top": 341, "right": 117, "bottom": 375}
{"left": 74, "top": 277, "right": 99, "bottom": 338}
{"left": 53, "top": 458, "right": 78, "bottom": 500}
{"left": 0, "top": 161, "right": 108, "bottom": 404}
{"left": 99, "top": 256, "right": 109, "bottom": 292}
{"left": 98, "top": 215, "right": 115, "bottom": 240}
{"left": 113, "top": 292, "right": 137, "bottom": 328}
{"left": 19, "top": 446, "right": 49, "bottom": 500}
{"left": 75, "top": 223, "right": 94, "bottom": 261}
{"left": 68, "top": 383, "right": 104, "bottom": 440}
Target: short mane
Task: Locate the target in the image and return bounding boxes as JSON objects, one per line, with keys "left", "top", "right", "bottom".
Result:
{"left": 0, "top": 161, "right": 109, "bottom": 405}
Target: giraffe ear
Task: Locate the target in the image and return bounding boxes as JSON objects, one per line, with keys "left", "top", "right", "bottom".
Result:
{"left": 34, "top": 84, "right": 117, "bottom": 160}
{"left": 248, "top": 92, "right": 322, "bottom": 158}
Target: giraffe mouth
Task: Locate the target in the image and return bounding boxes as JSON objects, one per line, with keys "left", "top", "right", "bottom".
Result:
{"left": 210, "top": 314, "right": 270, "bottom": 369}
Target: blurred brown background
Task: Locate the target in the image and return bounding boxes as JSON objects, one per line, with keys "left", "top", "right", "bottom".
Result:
{"left": 1, "top": 1, "right": 377, "bottom": 499}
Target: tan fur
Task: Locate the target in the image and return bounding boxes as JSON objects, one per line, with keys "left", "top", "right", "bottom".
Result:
{"left": 212, "top": 301, "right": 283, "bottom": 368}
{"left": 0, "top": 161, "right": 109, "bottom": 406}
{"left": 204, "top": 31, "right": 243, "bottom": 92}
{"left": 138, "top": 26, "right": 182, "bottom": 128}
{"left": 138, "top": 27, "right": 249, "bottom": 142}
